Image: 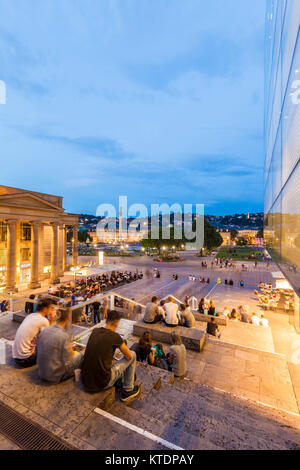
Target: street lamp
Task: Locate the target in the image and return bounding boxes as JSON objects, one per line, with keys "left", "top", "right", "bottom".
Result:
{"left": 71, "top": 266, "right": 80, "bottom": 285}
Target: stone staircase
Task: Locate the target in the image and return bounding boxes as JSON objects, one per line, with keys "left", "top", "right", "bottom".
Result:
{"left": 105, "top": 376, "right": 300, "bottom": 450}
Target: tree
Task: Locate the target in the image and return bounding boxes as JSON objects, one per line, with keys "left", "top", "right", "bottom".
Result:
{"left": 191, "top": 218, "right": 222, "bottom": 251}
{"left": 230, "top": 229, "right": 238, "bottom": 240}
{"left": 67, "top": 229, "right": 92, "bottom": 244}
{"left": 203, "top": 219, "right": 223, "bottom": 251}
{"left": 236, "top": 237, "right": 247, "bottom": 246}
{"left": 256, "top": 228, "right": 264, "bottom": 239}
{"left": 141, "top": 227, "right": 185, "bottom": 254}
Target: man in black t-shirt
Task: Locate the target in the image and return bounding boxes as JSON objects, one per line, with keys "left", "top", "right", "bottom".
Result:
{"left": 81, "top": 310, "right": 142, "bottom": 403}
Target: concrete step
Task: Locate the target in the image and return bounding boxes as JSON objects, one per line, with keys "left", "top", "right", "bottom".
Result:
{"left": 128, "top": 381, "right": 300, "bottom": 450}
{"left": 134, "top": 362, "right": 174, "bottom": 396}
{"left": 108, "top": 401, "right": 222, "bottom": 450}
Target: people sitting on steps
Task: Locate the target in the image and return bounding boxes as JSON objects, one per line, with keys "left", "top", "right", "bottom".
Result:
{"left": 164, "top": 296, "right": 180, "bottom": 327}
{"left": 36, "top": 308, "right": 85, "bottom": 384}
{"left": 131, "top": 333, "right": 168, "bottom": 370}
{"left": 131, "top": 332, "right": 155, "bottom": 365}
{"left": 179, "top": 303, "right": 196, "bottom": 328}
{"left": 206, "top": 317, "right": 221, "bottom": 339}
{"left": 167, "top": 332, "right": 186, "bottom": 379}
{"left": 81, "top": 310, "right": 142, "bottom": 403}
{"left": 143, "top": 296, "right": 163, "bottom": 324}
{"left": 13, "top": 298, "right": 57, "bottom": 368}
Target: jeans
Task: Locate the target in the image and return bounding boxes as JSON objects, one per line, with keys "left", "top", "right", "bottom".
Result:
{"left": 104, "top": 350, "right": 136, "bottom": 392}
{"left": 144, "top": 314, "right": 162, "bottom": 324}
{"left": 61, "top": 351, "right": 84, "bottom": 382}
{"left": 14, "top": 353, "right": 37, "bottom": 368}
{"left": 94, "top": 311, "right": 101, "bottom": 324}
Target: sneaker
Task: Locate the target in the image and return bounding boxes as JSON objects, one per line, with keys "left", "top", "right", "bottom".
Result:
{"left": 120, "top": 384, "right": 142, "bottom": 403}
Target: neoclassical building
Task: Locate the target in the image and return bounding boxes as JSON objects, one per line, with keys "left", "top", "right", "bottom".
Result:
{"left": 0, "top": 185, "right": 79, "bottom": 291}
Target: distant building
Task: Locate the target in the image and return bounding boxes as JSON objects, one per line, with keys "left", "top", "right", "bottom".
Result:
{"left": 218, "top": 230, "right": 231, "bottom": 246}
{"left": 0, "top": 185, "right": 78, "bottom": 291}
{"left": 89, "top": 226, "right": 149, "bottom": 244}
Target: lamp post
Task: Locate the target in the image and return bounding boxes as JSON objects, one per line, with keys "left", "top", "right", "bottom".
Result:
{"left": 71, "top": 266, "right": 80, "bottom": 286}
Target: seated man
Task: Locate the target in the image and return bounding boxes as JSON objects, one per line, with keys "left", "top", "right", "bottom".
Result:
{"left": 36, "top": 309, "right": 84, "bottom": 384}
{"left": 164, "top": 297, "right": 179, "bottom": 327}
{"left": 260, "top": 314, "right": 269, "bottom": 327}
{"left": 143, "top": 296, "right": 162, "bottom": 324}
{"left": 81, "top": 310, "right": 142, "bottom": 403}
{"left": 167, "top": 332, "right": 186, "bottom": 378}
{"left": 206, "top": 318, "right": 221, "bottom": 338}
{"left": 179, "top": 304, "right": 195, "bottom": 328}
{"left": 13, "top": 298, "right": 56, "bottom": 368}
{"left": 251, "top": 313, "right": 261, "bottom": 326}
{"left": 239, "top": 305, "right": 250, "bottom": 323}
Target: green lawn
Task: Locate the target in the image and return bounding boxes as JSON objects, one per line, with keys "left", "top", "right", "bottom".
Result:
{"left": 216, "top": 247, "right": 263, "bottom": 261}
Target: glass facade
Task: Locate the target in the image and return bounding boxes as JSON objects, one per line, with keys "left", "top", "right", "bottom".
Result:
{"left": 265, "top": 0, "right": 300, "bottom": 331}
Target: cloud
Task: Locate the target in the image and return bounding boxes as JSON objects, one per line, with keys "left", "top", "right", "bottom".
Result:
{"left": 33, "top": 132, "right": 134, "bottom": 160}
{"left": 0, "top": 0, "right": 266, "bottom": 215}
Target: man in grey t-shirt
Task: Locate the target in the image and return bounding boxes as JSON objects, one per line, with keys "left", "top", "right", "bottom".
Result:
{"left": 37, "top": 309, "right": 84, "bottom": 384}
{"left": 143, "top": 297, "right": 162, "bottom": 324}
{"left": 168, "top": 332, "right": 186, "bottom": 378}
{"left": 179, "top": 304, "right": 196, "bottom": 328}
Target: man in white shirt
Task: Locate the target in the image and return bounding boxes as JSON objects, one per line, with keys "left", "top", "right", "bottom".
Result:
{"left": 260, "top": 314, "right": 269, "bottom": 327}
{"left": 164, "top": 297, "right": 179, "bottom": 327}
{"left": 13, "top": 298, "right": 57, "bottom": 368}
{"left": 251, "top": 313, "right": 261, "bottom": 326}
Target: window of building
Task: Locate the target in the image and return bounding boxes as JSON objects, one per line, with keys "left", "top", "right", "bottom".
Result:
{"left": 21, "top": 222, "right": 31, "bottom": 241}
{"left": 0, "top": 222, "right": 7, "bottom": 242}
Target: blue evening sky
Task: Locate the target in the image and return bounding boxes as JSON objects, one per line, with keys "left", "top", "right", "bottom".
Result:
{"left": 0, "top": 0, "right": 266, "bottom": 216}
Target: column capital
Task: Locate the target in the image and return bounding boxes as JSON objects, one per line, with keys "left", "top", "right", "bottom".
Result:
{"left": 6, "top": 219, "right": 18, "bottom": 225}
{"left": 30, "top": 220, "right": 41, "bottom": 227}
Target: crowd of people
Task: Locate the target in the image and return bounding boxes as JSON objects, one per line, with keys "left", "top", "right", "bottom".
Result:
{"left": 11, "top": 296, "right": 187, "bottom": 404}
{"left": 199, "top": 298, "right": 269, "bottom": 328}
{"left": 255, "top": 282, "right": 294, "bottom": 312}
{"left": 48, "top": 270, "right": 143, "bottom": 301}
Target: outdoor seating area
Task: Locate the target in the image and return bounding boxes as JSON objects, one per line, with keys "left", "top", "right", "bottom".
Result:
{"left": 48, "top": 270, "right": 143, "bottom": 301}
{"left": 255, "top": 282, "right": 295, "bottom": 313}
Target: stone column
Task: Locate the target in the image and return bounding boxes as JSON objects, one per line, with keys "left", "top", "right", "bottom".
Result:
{"left": 38, "top": 223, "right": 44, "bottom": 280}
{"left": 50, "top": 222, "right": 60, "bottom": 284}
{"left": 29, "top": 221, "right": 41, "bottom": 289}
{"left": 6, "top": 219, "right": 18, "bottom": 292}
{"left": 62, "top": 225, "right": 67, "bottom": 273}
{"left": 72, "top": 225, "right": 78, "bottom": 267}
{"left": 57, "top": 225, "right": 64, "bottom": 277}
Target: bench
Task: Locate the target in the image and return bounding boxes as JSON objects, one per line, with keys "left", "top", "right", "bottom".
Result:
{"left": 133, "top": 321, "right": 205, "bottom": 352}
{"left": 193, "top": 312, "right": 228, "bottom": 326}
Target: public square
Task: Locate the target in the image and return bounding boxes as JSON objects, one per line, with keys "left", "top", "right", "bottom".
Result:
{"left": 1, "top": 252, "right": 300, "bottom": 450}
